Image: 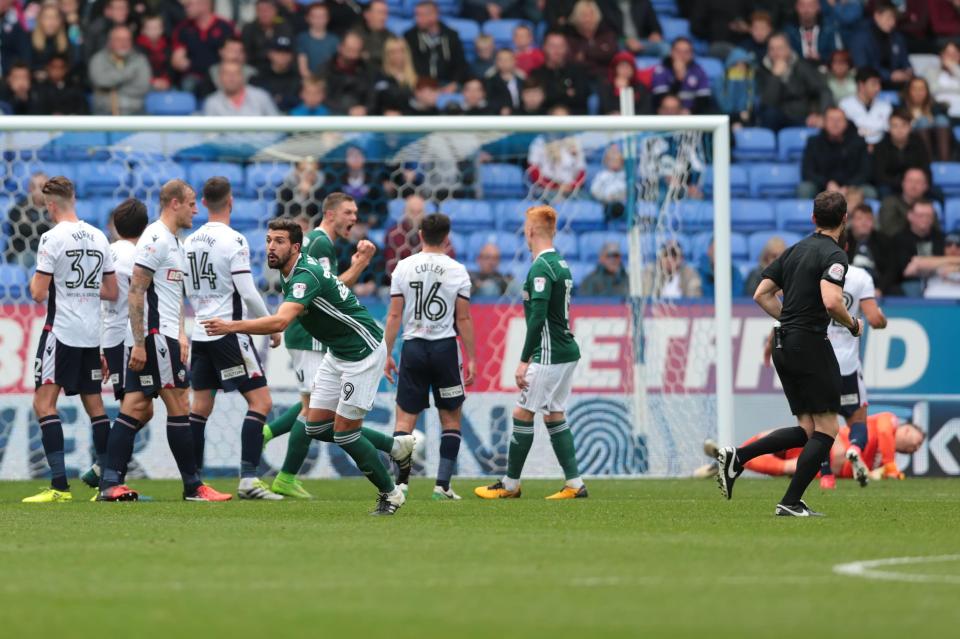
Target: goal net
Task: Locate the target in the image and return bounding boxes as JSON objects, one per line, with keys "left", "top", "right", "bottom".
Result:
{"left": 0, "top": 116, "right": 732, "bottom": 481}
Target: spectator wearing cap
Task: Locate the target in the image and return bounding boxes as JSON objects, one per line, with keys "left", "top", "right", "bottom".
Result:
{"left": 469, "top": 243, "right": 520, "bottom": 298}
{"left": 849, "top": 3, "right": 911, "bottom": 88}
{"left": 360, "top": 0, "right": 391, "bottom": 69}
{"left": 845, "top": 203, "right": 893, "bottom": 295}
{"left": 297, "top": 2, "right": 339, "bottom": 78}
{"left": 598, "top": 51, "right": 653, "bottom": 115}
{"left": 825, "top": 50, "right": 856, "bottom": 103}
{"left": 784, "top": 0, "right": 841, "bottom": 66}
{"left": 798, "top": 106, "right": 876, "bottom": 199}
{"left": 840, "top": 67, "right": 893, "bottom": 146}
{"left": 207, "top": 38, "right": 257, "bottom": 94}
{"left": 290, "top": 76, "right": 329, "bottom": 116}
{"left": 0, "top": 0, "right": 29, "bottom": 77}
{"left": 136, "top": 14, "right": 173, "bottom": 91}
{"left": 910, "top": 232, "right": 960, "bottom": 299}
{"left": 0, "top": 61, "right": 39, "bottom": 114}
{"left": 642, "top": 241, "right": 702, "bottom": 299}
{"left": 565, "top": 0, "right": 619, "bottom": 79}
{"left": 651, "top": 38, "right": 712, "bottom": 115}
{"left": 171, "top": 0, "right": 236, "bottom": 94}
{"left": 512, "top": 24, "right": 544, "bottom": 75}
{"left": 530, "top": 30, "right": 590, "bottom": 113}
{"left": 323, "top": 31, "right": 370, "bottom": 115}
{"left": 888, "top": 199, "right": 946, "bottom": 296}
{"left": 252, "top": 34, "right": 301, "bottom": 112}
{"left": 404, "top": 0, "right": 468, "bottom": 92}
{"left": 35, "top": 54, "right": 87, "bottom": 114}
{"left": 369, "top": 35, "right": 418, "bottom": 114}
{"left": 873, "top": 110, "right": 932, "bottom": 198}
{"left": 580, "top": 242, "right": 629, "bottom": 297}
{"left": 486, "top": 48, "right": 524, "bottom": 115}
{"left": 756, "top": 32, "right": 830, "bottom": 131}
{"left": 202, "top": 60, "right": 278, "bottom": 116}
{"left": 88, "top": 25, "right": 151, "bottom": 115}
{"left": 242, "top": 0, "right": 294, "bottom": 70}
{"left": 689, "top": 0, "right": 751, "bottom": 60}
{"left": 878, "top": 167, "right": 935, "bottom": 237}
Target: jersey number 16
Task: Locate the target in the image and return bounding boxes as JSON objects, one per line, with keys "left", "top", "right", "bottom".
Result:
{"left": 409, "top": 281, "right": 448, "bottom": 321}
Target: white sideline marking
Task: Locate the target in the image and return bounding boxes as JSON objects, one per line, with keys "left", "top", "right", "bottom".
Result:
{"left": 833, "top": 555, "right": 960, "bottom": 584}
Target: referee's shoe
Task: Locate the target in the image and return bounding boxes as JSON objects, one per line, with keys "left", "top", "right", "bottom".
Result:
{"left": 775, "top": 500, "right": 825, "bottom": 517}
{"left": 715, "top": 446, "right": 742, "bottom": 500}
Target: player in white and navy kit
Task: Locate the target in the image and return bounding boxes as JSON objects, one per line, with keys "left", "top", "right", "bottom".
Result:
{"left": 384, "top": 213, "right": 476, "bottom": 499}
{"left": 24, "top": 176, "right": 118, "bottom": 503}
{"left": 821, "top": 263, "right": 887, "bottom": 487}
{"left": 185, "top": 177, "right": 281, "bottom": 500}
{"left": 97, "top": 179, "right": 231, "bottom": 502}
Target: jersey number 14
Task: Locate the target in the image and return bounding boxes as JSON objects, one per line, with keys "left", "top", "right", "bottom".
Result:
{"left": 187, "top": 251, "right": 217, "bottom": 290}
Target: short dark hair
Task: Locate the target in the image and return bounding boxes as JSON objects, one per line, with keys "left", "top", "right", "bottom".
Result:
{"left": 322, "top": 192, "right": 355, "bottom": 215}
{"left": 41, "top": 176, "right": 75, "bottom": 201}
{"left": 112, "top": 198, "right": 148, "bottom": 239}
{"left": 890, "top": 108, "right": 912, "bottom": 124}
{"left": 873, "top": 1, "right": 896, "bottom": 16}
{"left": 813, "top": 191, "right": 847, "bottom": 229}
{"left": 420, "top": 212, "right": 451, "bottom": 246}
{"left": 202, "top": 176, "right": 232, "bottom": 212}
{"left": 267, "top": 217, "right": 303, "bottom": 248}
{"left": 855, "top": 66, "right": 881, "bottom": 85}
{"left": 852, "top": 203, "right": 874, "bottom": 216}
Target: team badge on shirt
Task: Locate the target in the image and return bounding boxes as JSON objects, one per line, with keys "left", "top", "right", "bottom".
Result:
{"left": 533, "top": 277, "right": 546, "bottom": 292}
{"left": 828, "top": 264, "right": 845, "bottom": 282}
{"left": 292, "top": 282, "right": 307, "bottom": 299}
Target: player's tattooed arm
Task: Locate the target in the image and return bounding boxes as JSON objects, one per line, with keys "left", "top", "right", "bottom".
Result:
{"left": 201, "top": 302, "right": 303, "bottom": 336}
{"left": 179, "top": 294, "right": 189, "bottom": 364}
{"left": 127, "top": 265, "right": 153, "bottom": 371}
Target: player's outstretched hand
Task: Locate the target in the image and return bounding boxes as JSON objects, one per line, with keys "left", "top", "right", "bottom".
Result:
{"left": 201, "top": 318, "right": 232, "bottom": 336}
{"left": 384, "top": 355, "right": 398, "bottom": 384}
{"left": 129, "top": 345, "right": 147, "bottom": 372}
{"left": 269, "top": 333, "right": 282, "bottom": 348}
{"left": 463, "top": 360, "right": 476, "bottom": 386}
{"left": 515, "top": 361, "right": 529, "bottom": 390}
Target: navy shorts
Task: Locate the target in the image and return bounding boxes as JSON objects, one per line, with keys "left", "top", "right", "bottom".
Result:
{"left": 34, "top": 331, "right": 102, "bottom": 396}
{"left": 396, "top": 337, "right": 465, "bottom": 414}
{"left": 103, "top": 342, "right": 128, "bottom": 399}
{"left": 191, "top": 334, "right": 267, "bottom": 393}
{"left": 124, "top": 333, "right": 189, "bottom": 398}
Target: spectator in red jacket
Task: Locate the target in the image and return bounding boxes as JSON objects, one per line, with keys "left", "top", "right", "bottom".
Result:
{"left": 136, "top": 14, "right": 172, "bottom": 90}
{"left": 928, "top": 0, "right": 960, "bottom": 47}
{"left": 512, "top": 23, "right": 544, "bottom": 74}
{"left": 170, "top": 0, "right": 236, "bottom": 94}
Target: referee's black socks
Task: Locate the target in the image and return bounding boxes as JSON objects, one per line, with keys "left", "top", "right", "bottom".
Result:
{"left": 734, "top": 426, "right": 809, "bottom": 472}
{"left": 782, "top": 431, "right": 835, "bottom": 506}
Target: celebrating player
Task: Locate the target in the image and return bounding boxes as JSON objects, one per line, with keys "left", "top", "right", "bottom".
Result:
{"left": 716, "top": 191, "right": 861, "bottom": 517}
{"left": 384, "top": 212, "right": 476, "bottom": 500}
{"left": 98, "top": 179, "right": 231, "bottom": 502}
{"left": 202, "top": 218, "right": 415, "bottom": 515}
{"left": 23, "top": 177, "right": 118, "bottom": 503}
{"left": 263, "top": 192, "right": 376, "bottom": 499}
{"left": 475, "top": 205, "right": 586, "bottom": 500}
{"left": 184, "top": 177, "right": 282, "bottom": 500}
{"left": 85, "top": 198, "right": 152, "bottom": 490}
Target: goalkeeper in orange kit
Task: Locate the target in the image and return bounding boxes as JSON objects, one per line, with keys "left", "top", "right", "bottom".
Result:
{"left": 697, "top": 412, "right": 925, "bottom": 481}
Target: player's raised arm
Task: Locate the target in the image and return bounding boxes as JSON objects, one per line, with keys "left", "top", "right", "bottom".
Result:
{"left": 203, "top": 301, "right": 303, "bottom": 336}
{"left": 340, "top": 239, "right": 376, "bottom": 287}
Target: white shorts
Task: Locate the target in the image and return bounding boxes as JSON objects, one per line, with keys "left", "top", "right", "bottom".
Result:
{"left": 309, "top": 342, "right": 387, "bottom": 418}
{"left": 516, "top": 361, "right": 578, "bottom": 414}
{"left": 290, "top": 348, "right": 325, "bottom": 395}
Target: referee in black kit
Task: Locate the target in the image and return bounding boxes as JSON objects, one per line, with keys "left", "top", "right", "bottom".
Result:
{"left": 715, "top": 191, "right": 863, "bottom": 517}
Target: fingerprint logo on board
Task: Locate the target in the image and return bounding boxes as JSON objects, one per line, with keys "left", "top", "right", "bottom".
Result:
{"left": 569, "top": 399, "right": 648, "bottom": 475}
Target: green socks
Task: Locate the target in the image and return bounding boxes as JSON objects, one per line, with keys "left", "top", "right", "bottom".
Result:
{"left": 265, "top": 402, "right": 302, "bottom": 440}
{"left": 334, "top": 428, "right": 395, "bottom": 492}
{"left": 280, "top": 416, "right": 313, "bottom": 476}
{"left": 361, "top": 428, "right": 394, "bottom": 455}
{"left": 303, "top": 420, "right": 393, "bottom": 454}
{"left": 506, "top": 418, "right": 535, "bottom": 480}
{"left": 546, "top": 420, "right": 580, "bottom": 480}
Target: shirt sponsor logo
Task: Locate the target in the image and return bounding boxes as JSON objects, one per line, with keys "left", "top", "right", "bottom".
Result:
{"left": 840, "top": 393, "right": 859, "bottom": 406}
{"left": 439, "top": 384, "right": 464, "bottom": 398}
{"left": 91, "top": 369, "right": 103, "bottom": 381}
{"left": 318, "top": 257, "right": 331, "bottom": 270}
{"left": 292, "top": 282, "right": 307, "bottom": 299}
{"left": 139, "top": 375, "right": 154, "bottom": 386}
{"left": 534, "top": 277, "right": 546, "bottom": 292}
{"left": 828, "top": 263, "right": 845, "bottom": 281}
{"left": 221, "top": 365, "right": 246, "bottom": 381}
{"left": 166, "top": 269, "right": 184, "bottom": 282}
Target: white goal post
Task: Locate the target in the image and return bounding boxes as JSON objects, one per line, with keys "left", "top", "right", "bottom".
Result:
{"left": 0, "top": 114, "right": 733, "bottom": 477}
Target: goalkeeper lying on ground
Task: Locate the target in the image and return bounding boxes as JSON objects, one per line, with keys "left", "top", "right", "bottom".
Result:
{"left": 696, "top": 412, "right": 925, "bottom": 482}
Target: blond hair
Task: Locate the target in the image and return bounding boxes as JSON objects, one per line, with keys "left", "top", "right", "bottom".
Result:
{"left": 382, "top": 36, "right": 418, "bottom": 90}
{"left": 570, "top": 0, "right": 602, "bottom": 30}
{"left": 159, "top": 179, "right": 194, "bottom": 209}
{"left": 526, "top": 204, "right": 558, "bottom": 236}
{"left": 32, "top": 4, "right": 69, "bottom": 56}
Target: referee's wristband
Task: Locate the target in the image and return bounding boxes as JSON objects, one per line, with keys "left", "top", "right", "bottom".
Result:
{"left": 848, "top": 320, "right": 860, "bottom": 337}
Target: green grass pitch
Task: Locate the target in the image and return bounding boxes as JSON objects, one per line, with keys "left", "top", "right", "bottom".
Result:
{"left": 1, "top": 478, "right": 958, "bottom": 638}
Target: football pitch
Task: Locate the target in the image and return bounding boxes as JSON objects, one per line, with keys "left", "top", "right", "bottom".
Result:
{"left": 1, "top": 478, "right": 958, "bottom": 638}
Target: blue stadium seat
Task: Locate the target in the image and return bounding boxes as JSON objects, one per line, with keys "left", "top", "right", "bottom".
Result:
{"left": 444, "top": 17, "right": 480, "bottom": 60}
{"left": 579, "top": 231, "right": 628, "bottom": 262}
{"left": 587, "top": 93, "right": 600, "bottom": 115}
{"left": 404, "top": 0, "right": 460, "bottom": 16}
{"left": 436, "top": 93, "right": 464, "bottom": 110}
{"left": 145, "top": 91, "right": 197, "bottom": 116}
{"left": 75, "top": 161, "right": 130, "bottom": 197}
{"left": 777, "top": 127, "right": 818, "bottom": 162}
{"left": 467, "top": 230, "right": 524, "bottom": 262}
{"left": 749, "top": 163, "right": 801, "bottom": 198}
{"left": 385, "top": 16, "right": 413, "bottom": 35}
{"left": 480, "top": 163, "right": 526, "bottom": 199}
{"left": 231, "top": 199, "right": 269, "bottom": 230}
{"left": 568, "top": 261, "right": 594, "bottom": 287}
{"left": 651, "top": 0, "right": 679, "bottom": 17}
{"left": 730, "top": 199, "right": 775, "bottom": 232}
{"left": 74, "top": 199, "right": 103, "bottom": 228}
{"left": 494, "top": 199, "right": 534, "bottom": 231}
{"left": 131, "top": 161, "right": 187, "bottom": 197}
{"left": 553, "top": 230, "right": 579, "bottom": 259}
{"left": 675, "top": 200, "right": 713, "bottom": 232}
{"left": 0, "top": 263, "right": 29, "bottom": 299}
{"left": 748, "top": 231, "right": 803, "bottom": 262}
{"left": 703, "top": 164, "right": 750, "bottom": 198}
{"left": 245, "top": 162, "right": 288, "bottom": 198}
{"left": 385, "top": 0, "right": 408, "bottom": 18}
{"left": 387, "top": 197, "right": 437, "bottom": 224}
{"left": 634, "top": 56, "right": 659, "bottom": 69}
{"left": 3, "top": 161, "right": 74, "bottom": 192}
{"left": 242, "top": 229, "right": 267, "bottom": 260}
{"left": 689, "top": 231, "right": 713, "bottom": 262}
{"left": 659, "top": 17, "right": 690, "bottom": 42}
{"left": 698, "top": 57, "right": 724, "bottom": 85}
{"left": 775, "top": 200, "right": 814, "bottom": 232}
{"left": 482, "top": 20, "right": 529, "bottom": 49}
{"left": 189, "top": 162, "right": 245, "bottom": 194}
{"left": 931, "top": 162, "right": 960, "bottom": 196}
{"left": 945, "top": 198, "right": 960, "bottom": 232}
{"left": 446, "top": 230, "right": 466, "bottom": 257}
{"left": 440, "top": 199, "right": 493, "bottom": 232}
{"left": 556, "top": 200, "right": 605, "bottom": 231}
{"left": 733, "top": 127, "right": 777, "bottom": 162}
{"left": 877, "top": 90, "right": 899, "bottom": 106}
{"left": 367, "top": 228, "right": 386, "bottom": 248}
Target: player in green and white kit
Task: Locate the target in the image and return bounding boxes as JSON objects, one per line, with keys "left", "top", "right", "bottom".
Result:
{"left": 475, "top": 205, "right": 587, "bottom": 500}
{"left": 262, "top": 193, "right": 376, "bottom": 498}
{"left": 202, "top": 218, "right": 414, "bottom": 515}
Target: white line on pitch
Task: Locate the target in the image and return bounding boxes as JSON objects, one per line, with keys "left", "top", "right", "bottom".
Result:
{"left": 833, "top": 555, "right": 960, "bottom": 584}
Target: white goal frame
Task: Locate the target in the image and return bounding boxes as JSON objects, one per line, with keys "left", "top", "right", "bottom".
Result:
{"left": 0, "top": 114, "right": 734, "bottom": 450}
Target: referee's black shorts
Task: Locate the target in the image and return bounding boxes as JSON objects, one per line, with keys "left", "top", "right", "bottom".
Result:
{"left": 772, "top": 328, "right": 842, "bottom": 416}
